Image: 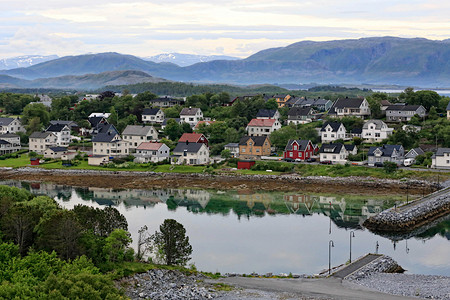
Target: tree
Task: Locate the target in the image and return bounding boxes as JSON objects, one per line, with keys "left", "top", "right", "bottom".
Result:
{"left": 150, "top": 219, "right": 192, "bottom": 266}
{"left": 264, "top": 98, "right": 278, "bottom": 110}
{"left": 22, "top": 103, "right": 50, "bottom": 128}
{"left": 270, "top": 125, "right": 297, "bottom": 150}
{"left": 221, "top": 149, "right": 231, "bottom": 159}
{"left": 103, "top": 229, "right": 133, "bottom": 263}
{"left": 383, "top": 161, "right": 398, "bottom": 174}
{"left": 164, "top": 119, "right": 181, "bottom": 141}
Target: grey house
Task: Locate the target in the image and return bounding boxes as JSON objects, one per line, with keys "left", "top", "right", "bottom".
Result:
{"left": 385, "top": 105, "right": 426, "bottom": 122}
{"left": 405, "top": 147, "right": 425, "bottom": 159}
{"left": 122, "top": 125, "right": 158, "bottom": 152}
{"left": 0, "top": 133, "right": 21, "bottom": 154}
{"left": 287, "top": 107, "right": 316, "bottom": 125}
{"left": 367, "top": 145, "right": 405, "bottom": 166}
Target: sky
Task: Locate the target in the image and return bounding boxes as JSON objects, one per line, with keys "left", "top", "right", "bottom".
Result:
{"left": 1, "top": 0, "right": 450, "bottom": 59}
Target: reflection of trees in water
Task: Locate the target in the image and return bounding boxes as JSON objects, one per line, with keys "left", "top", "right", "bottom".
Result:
{"left": 415, "top": 219, "right": 450, "bottom": 240}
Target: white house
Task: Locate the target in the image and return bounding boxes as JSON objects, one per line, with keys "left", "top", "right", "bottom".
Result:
{"left": 171, "top": 142, "right": 210, "bottom": 165}
{"left": 255, "top": 109, "right": 280, "bottom": 120}
{"left": 45, "top": 124, "right": 71, "bottom": 147}
{"left": 29, "top": 132, "right": 57, "bottom": 154}
{"left": 134, "top": 142, "right": 170, "bottom": 163}
{"left": 224, "top": 143, "right": 239, "bottom": 157}
{"left": 385, "top": 105, "right": 427, "bottom": 122}
{"left": 362, "top": 119, "right": 393, "bottom": 142}
{"left": 142, "top": 108, "right": 165, "bottom": 124}
{"left": 319, "top": 143, "right": 356, "bottom": 165}
{"left": 43, "top": 147, "right": 68, "bottom": 159}
{"left": 180, "top": 107, "right": 203, "bottom": 127}
{"left": 446, "top": 101, "right": 450, "bottom": 120}
{"left": 367, "top": 145, "right": 405, "bottom": 166}
{"left": 0, "top": 133, "right": 21, "bottom": 154}
{"left": 328, "top": 98, "right": 371, "bottom": 118}
{"left": 92, "top": 132, "right": 128, "bottom": 157}
{"left": 320, "top": 122, "right": 347, "bottom": 143}
{"left": 287, "top": 107, "right": 316, "bottom": 125}
{"left": 246, "top": 118, "right": 281, "bottom": 136}
{"left": 0, "top": 117, "right": 25, "bottom": 134}
{"left": 432, "top": 148, "right": 450, "bottom": 169}
{"left": 122, "top": 125, "right": 158, "bottom": 152}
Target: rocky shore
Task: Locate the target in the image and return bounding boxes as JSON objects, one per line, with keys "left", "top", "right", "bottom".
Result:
{"left": 364, "top": 187, "right": 450, "bottom": 232}
{"left": 0, "top": 167, "right": 435, "bottom": 195}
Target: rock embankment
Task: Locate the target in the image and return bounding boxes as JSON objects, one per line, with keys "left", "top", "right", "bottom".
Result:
{"left": 363, "top": 187, "right": 450, "bottom": 232}
{"left": 119, "top": 269, "right": 219, "bottom": 300}
{"left": 345, "top": 255, "right": 404, "bottom": 281}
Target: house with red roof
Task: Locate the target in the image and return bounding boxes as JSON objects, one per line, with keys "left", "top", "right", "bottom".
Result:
{"left": 283, "top": 139, "right": 314, "bottom": 161}
{"left": 178, "top": 133, "right": 209, "bottom": 147}
{"left": 246, "top": 118, "right": 281, "bottom": 137}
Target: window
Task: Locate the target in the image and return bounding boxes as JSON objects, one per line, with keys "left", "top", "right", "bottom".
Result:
{"left": 241, "top": 148, "right": 246, "bottom": 153}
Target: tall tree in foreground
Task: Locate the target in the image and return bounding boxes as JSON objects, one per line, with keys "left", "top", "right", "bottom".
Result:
{"left": 150, "top": 219, "right": 192, "bottom": 266}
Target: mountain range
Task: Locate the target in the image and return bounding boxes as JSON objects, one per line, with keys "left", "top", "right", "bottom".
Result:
{"left": 0, "top": 55, "right": 59, "bottom": 70}
{"left": 1, "top": 37, "right": 450, "bottom": 90}
{"left": 142, "top": 53, "right": 239, "bottom": 67}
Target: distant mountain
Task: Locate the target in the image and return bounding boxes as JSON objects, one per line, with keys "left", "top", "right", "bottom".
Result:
{"left": 0, "top": 70, "right": 167, "bottom": 90}
{"left": 143, "top": 53, "right": 239, "bottom": 67}
{"left": 0, "top": 55, "right": 58, "bottom": 70}
{"left": 2, "top": 37, "right": 450, "bottom": 87}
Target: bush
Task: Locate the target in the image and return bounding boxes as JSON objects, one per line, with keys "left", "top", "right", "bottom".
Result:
{"left": 251, "top": 161, "right": 294, "bottom": 172}
{"left": 383, "top": 161, "right": 398, "bottom": 173}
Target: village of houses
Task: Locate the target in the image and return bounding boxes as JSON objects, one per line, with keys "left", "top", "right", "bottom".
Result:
{"left": 1, "top": 92, "right": 450, "bottom": 170}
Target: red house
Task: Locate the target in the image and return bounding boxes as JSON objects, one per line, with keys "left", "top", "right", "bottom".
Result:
{"left": 237, "top": 160, "right": 255, "bottom": 170}
{"left": 283, "top": 139, "right": 314, "bottom": 160}
{"left": 178, "top": 133, "right": 209, "bottom": 147}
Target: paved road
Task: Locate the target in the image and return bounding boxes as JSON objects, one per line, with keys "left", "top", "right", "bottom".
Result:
{"left": 332, "top": 254, "right": 381, "bottom": 279}
{"left": 210, "top": 276, "right": 417, "bottom": 300}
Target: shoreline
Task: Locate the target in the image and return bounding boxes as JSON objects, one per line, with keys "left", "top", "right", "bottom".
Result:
{"left": 0, "top": 167, "right": 437, "bottom": 195}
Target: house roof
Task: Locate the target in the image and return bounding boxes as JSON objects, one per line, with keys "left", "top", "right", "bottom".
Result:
{"left": 435, "top": 148, "right": 450, "bottom": 156}
{"left": 319, "top": 143, "right": 344, "bottom": 154}
{"left": 194, "top": 120, "right": 215, "bottom": 129}
{"left": 136, "top": 142, "right": 165, "bottom": 151}
{"left": 363, "top": 119, "right": 387, "bottom": 130}
{"left": 173, "top": 142, "right": 204, "bottom": 153}
{"left": 180, "top": 107, "right": 201, "bottom": 116}
{"left": 95, "top": 124, "right": 118, "bottom": 135}
{"left": 92, "top": 132, "right": 119, "bottom": 143}
{"left": 344, "top": 144, "right": 357, "bottom": 152}
{"left": 122, "top": 125, "right": 154, "bottom": 136}
{"left": 0, "top": 133, "right": 19, "bottom": 138}
{"left": 89, "top": 116, "right": 107, "bottom": 127}
{"left": 142, "top": 108, "right": 161, "bottom": 115}
{"left": 247, "top": 119, "right": 276, "bottom": 127}
{"left": 48, "top": 146, "right": 67, "bottom": 152}
{"left": 314, "top": 99, "right": 331, "bottom": 106}
{"left": 288, "top": 107, "right": 313, "bottom": 117}
{"left": 333, "top": 98, "right": 365, "bottom": 109}
{"left": 50, "top": 120, "right": 78, "bottom": 127}
{"left": 273, "top": 94, "right": 289, "bottom": 99}
{"left": 178, "top": 133, "right": 206, "bottom": 143}
{"left": 88, "top": 113, "right": 110, "bottom": 118}
{"left": 368, "top": 145, "right": 403, "bottom": 157}
{"left": 320, "top": 121, "right": 343, "bottom": 132}
{"left": 0, "top": 117, "right": 14, "bottom": 126}
{"left": 0, "top": 140, "right": 11, "bottom": 145}
{"left": 351, "top": 128, "right": 362, "bottom": 134}
{"left": 46, "top": 124, "right": 69, "bottom": 132}
{"left": 406, "top": 147, "right": 425, "bottom": 157}
{"left": 256, "top": 109, "right": 278, "bottom": 118}
{"left": 224, "top": 143, "right": 239, "bottom": 148}
{"left": 380, "top": 100, "right": 393, "bottom": 106}
{"left": 386, "top": 105, "right": 423, "bottom": 111}
{"left": 285, "top": 139, "right": 311, "bottom": 151}
{"left": 239, "top": 136, "right": 269, "bottom": 147}
{"left": 29, "top": 132, "right": 54, "bottom": 139}
{"left": 162, "top": 118, "right": 181, "bottom": 126}
{"left": 446, "top": 101, "right": 450, "bottom": 110}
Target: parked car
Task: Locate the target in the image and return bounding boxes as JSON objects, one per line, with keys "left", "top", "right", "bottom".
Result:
{"left": 294, "top": 158, "right": 303, "bottom": 162}
{"left": 374, "top": 162, "right": 384, "bottom": 167}
{"left": 320, "top": 160, "right": 332, "bottom": 165}
{"left": 284, "top": 158, "right": 294, "bottom": 162}
{"left": 306, "top": 158, "right": 316, "bottom": 163}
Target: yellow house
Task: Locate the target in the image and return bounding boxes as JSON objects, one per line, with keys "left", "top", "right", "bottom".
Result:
{"left": 238, "top": 136, "right": 271, "bottom": 159}
{"left": 273, "top": 94, "right": 292, "bottom": 108}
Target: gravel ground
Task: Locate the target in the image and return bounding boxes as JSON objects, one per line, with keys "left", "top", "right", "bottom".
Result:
{"left": 348, "top": 273, "right": 450, "bottom": 299}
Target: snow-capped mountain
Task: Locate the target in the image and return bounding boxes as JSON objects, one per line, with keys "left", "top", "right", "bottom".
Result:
{"left": 143, "top": 53, "right": 239, "bottom": 67}
{"left": 0, "top": 55, "right": 59, "bottom": 70}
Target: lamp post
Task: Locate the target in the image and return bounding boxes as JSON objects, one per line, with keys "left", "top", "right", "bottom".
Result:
{"left": 375, "top": 241, "right": 379, "bottom": 254}
{"left": 329, "top": 201, "right": 332, "bottom": 234}
{"left": 349, "top": 231, "right": 355, "bottom": 263}
{"left": 328, "top": 240, "right": 334, "bottom": 275}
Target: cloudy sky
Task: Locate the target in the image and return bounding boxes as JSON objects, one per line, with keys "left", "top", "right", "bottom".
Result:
{"left": 1, "top": 0, "right": 449, "bottom": 59}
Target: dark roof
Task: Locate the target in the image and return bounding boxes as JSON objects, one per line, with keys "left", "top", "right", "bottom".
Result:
{"left": 0, "top": 140, "right": 11, "bottom": 145}
{"left": 319, "top": 143, "right": 344, "bottom": 154}
{"left": 50, "top": 120, "right": 78, "bottom": 127}
{"left": 351, "top": 128, "right": 362, "bottom": 134}
{"left": 386, "top": 105, "right": 423, "bottom": 111}
{"left": 285, "top": 139, "right": 311, "bottom": 151}
{"left": 46, "top": 124, "right": 68, "bottom": 132}
{"left": 320, "top": 121, "right": 343, "bottom": 132}
{"left": 142, "top": 108, "right": 161, "bottom": 115}
{"left": 447, "top": 101, "right": 450, "bottom": 110}
{"left": 0, "top": 117, "right": 15, "bottom": 126}
{"left": 180, "top": 107, "right": 201, "bottom": 116}
{"left": 0, "top": 133, "right": 19, "bottom": 138}
{"left": 368, "top": 145, "right": 403, "bottom": 157}
{"left": 329, "top": 98, "right": 365, "bottom": 114}
{"left": 256, "top": 109, "right": 277, "bottom": 118}
{"left": 122, "top": 125, "right": 154, "bottom": 136}
{"left": 288, "top": 107, "right": 313, "bottom": 116}
{"left": 162, "top": 118, "right": 181, "bottom": 125}
{"left": 239, "top": 136, "right": 269, "bottom": 147}
{"left": 29, "top": 132, "right": 53, "bottom": 139}
{"left": 173, "top": 142, "right": 204, "bottom": 153}
{"left": 88, "top": 116, "right": 107, "bottom": 127}
{"left": 344, "top": 144, "right": 357, "bottom": 152}
{"left": 435, "top": 148, "right": 450, "bottom": 156}
{"left": 96, "top": 124, "right": 118, "bottom": 135}
{"left": 224, "top": 143, "right": 239, "bottom": 148}
{"left": 92, "top": 132, "right": 119, "bottom": 143}
{"left": 48, "top": 146, "right": 67, "bottom": 152}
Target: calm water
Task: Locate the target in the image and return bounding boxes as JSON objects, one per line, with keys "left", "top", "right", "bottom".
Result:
{"left": 3, "top": 181, "right": 449, "bottom": 276}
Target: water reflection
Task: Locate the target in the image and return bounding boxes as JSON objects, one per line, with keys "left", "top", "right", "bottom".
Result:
{"left": 1, "top": 181, "right": 449, "bottom": 275}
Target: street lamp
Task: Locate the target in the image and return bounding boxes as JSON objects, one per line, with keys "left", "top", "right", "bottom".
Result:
{"left": 349, "top": 231, "right": 355, "bottom": 263}
{"left": 329, "top": 201, "right": 332, "bottom": 234}
{"left": 375, "top": 241, "right": 379, "bottom": 254}
{"left": 328, "top": 240, "right": 334, "bottom": 275}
